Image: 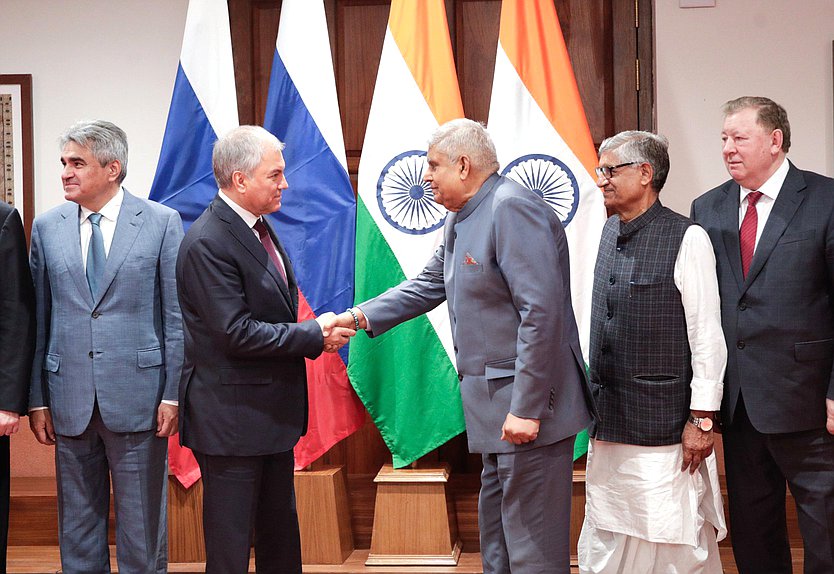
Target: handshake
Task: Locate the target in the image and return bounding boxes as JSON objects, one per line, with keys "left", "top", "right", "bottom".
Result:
{"left": 314, "top": 307, "right": 368, "bottom": 353}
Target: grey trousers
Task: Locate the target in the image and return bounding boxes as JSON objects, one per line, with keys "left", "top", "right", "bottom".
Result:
{"left": 479, "top": 436, "right": 575, "bottom": 574}
{"left": 55, "top": 405, "right": 168, "bottom": 574}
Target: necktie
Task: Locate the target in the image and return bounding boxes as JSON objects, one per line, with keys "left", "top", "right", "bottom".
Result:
{"left": 253, "top": 219, "right": 288, "bottom": 286}
{"left": 86, "top": 212, "right": 106, "bottom": 296}
{"left": 740, "top": 191, "right": 763, "bottom": 278}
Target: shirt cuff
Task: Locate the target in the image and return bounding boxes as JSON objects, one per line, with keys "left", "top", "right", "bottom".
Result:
{"left": 161, "top": 400, "right": 179, "bottom": 407}
{"left": 689, "top": 377, "right": 723, "bottom": 411}
{"left": 355, "top": 306, "right": 372, "bottom": 332}
{"left": 28, "top": 406, "right": 48, "bottom": 412}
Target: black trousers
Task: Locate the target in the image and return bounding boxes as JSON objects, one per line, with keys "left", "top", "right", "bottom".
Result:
{"left": 723, "top": 395, "right": 834, "bottom": 574}
{"left": 0, "top": 436, "right": 8, "bottom": 574}
{"left": 194, "top": 449, "right": 300, "bottom": 574}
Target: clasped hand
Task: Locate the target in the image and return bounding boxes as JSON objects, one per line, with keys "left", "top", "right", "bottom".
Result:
{"left": 316, "top": 311, "right": 360, "bottom": 353}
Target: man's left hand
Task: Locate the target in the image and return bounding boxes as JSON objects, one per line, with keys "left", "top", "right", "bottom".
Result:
{"left": 156, "top": 403, "right": 179, "bottom": 437}
{"left": 826, "top": 398, "right": 834, "bottom": 435}
{"left": 500, "top": 413, "right": 540, "bottom": 445}
{"left": 0, "top": 411, "right": 20, "bottom": 436}
{"left": 681, "top": 420, "right": 713, "bottom": 474}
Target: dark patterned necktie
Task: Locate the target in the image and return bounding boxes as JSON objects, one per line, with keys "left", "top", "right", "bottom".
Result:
{"left": 253, "top": 219, "right": 288, "bottom": 286}
{"left": 740, "top": 191, "right": 763, "bottom": 278}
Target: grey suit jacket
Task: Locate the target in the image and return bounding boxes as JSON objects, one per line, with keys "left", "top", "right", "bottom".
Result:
{"left": 29, "top": 190, "right": 184, "bottom": 436}
{"left": 361, "top": 174, "right": 595, "bottom": 454}
{"left": 691, "top": 162, "right": 834, "bottom": 432}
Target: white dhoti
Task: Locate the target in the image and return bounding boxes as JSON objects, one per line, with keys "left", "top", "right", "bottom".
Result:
{"left": 578, "top": 439, "right": 727, "bottom": 574}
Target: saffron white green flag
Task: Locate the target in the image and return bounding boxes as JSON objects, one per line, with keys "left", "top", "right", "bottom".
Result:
{"left": 348, "top": 0, "right": 466, "bottom": 467}
{"left": 487, "top": 0, "right": 607, "bottom": 459}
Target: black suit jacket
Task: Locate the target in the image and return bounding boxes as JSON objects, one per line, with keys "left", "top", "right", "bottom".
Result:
{"left": 0, "top": 201, "right": 34, "bottom": 414}
{"left": 691, "top": 162, "right": 834, "bottom": 433}
{"left": 176, "top": 196, "right": 323, "bottom": 456}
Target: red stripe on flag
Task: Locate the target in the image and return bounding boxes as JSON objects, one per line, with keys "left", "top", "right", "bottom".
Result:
{"left": 294, "top": 290, "right": 366, "bottom": 469}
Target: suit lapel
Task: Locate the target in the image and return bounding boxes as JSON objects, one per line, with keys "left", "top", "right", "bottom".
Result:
{"left": 718, "top": 183, "right": 745, "bottom": 291}
{"left": 59, "top": 204, "right": 94, "bottom": 306}
{"left": 743, "top": 164, "right": 806, "bottom": 291}
{"left": 212, "top": 198, "right": 295, "bottom": 314}
{"left": 95, "top": 191, "right": 143, "bottom": 306}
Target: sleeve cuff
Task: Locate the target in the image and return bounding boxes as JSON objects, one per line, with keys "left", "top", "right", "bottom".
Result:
{"left": 690, "top": 377, "right": 723, "bottom": 411}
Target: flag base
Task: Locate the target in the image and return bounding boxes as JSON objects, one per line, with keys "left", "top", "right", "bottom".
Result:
{"left": 366, "top": 464, "right": 461, "bottom": 566}
{"left": 295, "top": 466, "right": 354, "bottom": 564}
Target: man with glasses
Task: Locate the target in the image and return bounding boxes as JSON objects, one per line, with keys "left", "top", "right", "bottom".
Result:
{"left": 579, "top": 131, "right": 726, "bottom": 573}
{"left": 692, "top": 97, "right": 834, "bottom": 574}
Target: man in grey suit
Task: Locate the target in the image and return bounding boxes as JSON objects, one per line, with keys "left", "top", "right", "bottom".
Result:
{"left": 691, "top": 96, "right": 834, "bottom": 574}
{"left": 28, "top": 120, "right": 184, "bottom": 574}
{"left": 339, "top": 119, "right": 595, "bottom": 574}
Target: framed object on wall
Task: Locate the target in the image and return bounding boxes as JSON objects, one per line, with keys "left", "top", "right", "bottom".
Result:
{"left": 0, "top": 74, "right": 34, "bottom": 237}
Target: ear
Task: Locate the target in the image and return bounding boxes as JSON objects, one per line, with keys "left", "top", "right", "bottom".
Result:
{"left": 771, "top": 129, "right": 784, "bottom": 154}
{"left": 107, "top": 160, "right": 122, "bottom": 183}
{"left": 458, "top": 155, "right": 471, "bottom": 180}
{"left": 231, "top": 170, "right": 247, "bottom": 193}
{"left": 639, "top": 162, "right": 654, "bottom": 187}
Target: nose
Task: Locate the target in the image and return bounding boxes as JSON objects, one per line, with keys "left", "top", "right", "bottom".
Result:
{"left": 596, "top": 173, "right": 609, "bottom": 187}
{"left": 278, "top": 175, "right": 288, "bottom": 190}
{"left": 61, "top": 164, "right": 73, "bottom": 180}
{"left": 722, "top": 138, "right": 735, "bottom": 156}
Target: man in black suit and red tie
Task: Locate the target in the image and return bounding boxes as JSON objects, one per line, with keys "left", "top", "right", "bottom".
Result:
{"left": 0, "top": 199, "right": 35, "bottom": 572}
{"left": 691, "top": 96, "right": 834, "bottom": 574}
{"left": 176, "top": 125, "right": 354, "bottom": 573}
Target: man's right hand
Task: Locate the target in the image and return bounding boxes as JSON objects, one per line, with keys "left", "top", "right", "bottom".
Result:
{"left": 30, "top": 409, "right": 56, "bottom": 446}
{"left": 315, "top": 312, "right": 356, "bottom": 353}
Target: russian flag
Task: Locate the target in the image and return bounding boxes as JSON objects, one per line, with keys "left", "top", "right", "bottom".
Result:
{"left": 150, "top": 0, "right": 239, "bottom": 487}
{"left": 263, "top": 0, "right": 364, "bottom": 469}
{"left": 150, "top": 0, "right": 238, "bottom": 229}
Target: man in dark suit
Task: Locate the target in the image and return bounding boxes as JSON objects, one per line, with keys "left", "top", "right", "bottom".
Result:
{"left": 176, "top": 125, "right": 353, "bottom": 573}
{"left": 339, "top": 119, "right": 595, "bottom": 574}
{"left": 28, "top": 120, "right": 184, "bottom": 573}
{"left": 691, "top": 96, "right": 834, "bottom": 574}
{"left": 0, "top": 200, "right": 35, "bottom": 572}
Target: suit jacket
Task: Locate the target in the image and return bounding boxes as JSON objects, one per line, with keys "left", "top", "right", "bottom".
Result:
{"left": 361, "top": 174, "right": 595, "bottom": 454}
{"left": 0, "top": 201, "right": 35, "bottom": 414}
{"left": 177, "top": 195, "right": 324, "bottom": 456}
{"left": 691, "top": 162, "right": 834, "bottom": 433}
{"left": 29, "top": 190, "right": 184, "bottom": 436}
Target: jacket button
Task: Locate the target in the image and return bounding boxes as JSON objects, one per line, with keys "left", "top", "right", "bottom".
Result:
{"left": 738, "top": 302, "right": 747, "bottom": 311}
{"left": 606, "top": 311, "right": 613, "bottom": 319}
{"left": 609, "top": 276, "right": 616, "bottom": 285}
{"left": 458, "top": 373, "right": 463, "bottom": 381}
{"left": 92, "top": 311, "right": 100, "bottom": 318}
{"left": 88, "top": 351, "right": 94, "bottom": 358}
{"left": 737, "top": 341, "right": 745, "bottom": 350}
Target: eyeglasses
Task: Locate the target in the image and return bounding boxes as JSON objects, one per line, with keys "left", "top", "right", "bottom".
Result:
{"left": 594, "top": 162, "right": 639, "bottom": 180}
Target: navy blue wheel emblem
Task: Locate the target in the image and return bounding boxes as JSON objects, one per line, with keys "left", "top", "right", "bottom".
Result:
{"left": 377, "top": 150, "right": 447, "bottom": 235}
{"left": 501, "top": 154, "right": 579, "bottom": 226}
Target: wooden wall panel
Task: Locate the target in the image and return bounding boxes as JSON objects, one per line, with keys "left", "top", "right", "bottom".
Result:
{"left": 455, "top": 1, "right": 501, "bottom": 124}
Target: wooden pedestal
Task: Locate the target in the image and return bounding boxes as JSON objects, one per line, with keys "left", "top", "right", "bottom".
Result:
{"left": 295, "top": 466, "right": 354, "bottom": 564}
{"left": 366, "top": 464, "right": 461, "bottom": 566}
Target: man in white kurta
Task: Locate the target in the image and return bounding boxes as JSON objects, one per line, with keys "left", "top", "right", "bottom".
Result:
{"left": 579, "top": 131, "right": 726, "bottom": 573}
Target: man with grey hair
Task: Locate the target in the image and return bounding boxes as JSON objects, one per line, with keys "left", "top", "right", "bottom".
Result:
{"left": 337, "top": 118, "right": 595, "bottom": 573}
{"left": 579, "top": 131, "right": 727, "bottom": 572}
{"left": 28, "top": 120, "right": 184, "bottom": 573}
{"left": 176, "top": 125, "right": 353, "bottom": 573}
{"left": 692, "top": 97, "right": 834, "bottom": 574}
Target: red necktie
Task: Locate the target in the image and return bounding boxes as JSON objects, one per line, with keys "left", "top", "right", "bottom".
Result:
{"left": 253, "top": 219, "right": 288, "bottom": 286}
{"left": 740, "top": 191, "right": 763, "bottom": 278}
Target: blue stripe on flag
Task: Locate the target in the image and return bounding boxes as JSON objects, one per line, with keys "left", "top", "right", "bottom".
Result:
{"left": 150, "top": 64, "right": 219, "bottom": 230}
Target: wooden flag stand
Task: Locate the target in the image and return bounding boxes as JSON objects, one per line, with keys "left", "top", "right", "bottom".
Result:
{"left": 294, "top": 465, "right": 354, "bottom": 564}
{"left": 366, "top": 463, "right": 461, "bottom": 566}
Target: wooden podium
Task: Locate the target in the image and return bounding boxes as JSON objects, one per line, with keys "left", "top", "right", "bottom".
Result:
{"left": 366, "top": 464, "right": 461, "bottom": 566}
{"left": 295, "top": 466, "right": 354, "bottom": 564}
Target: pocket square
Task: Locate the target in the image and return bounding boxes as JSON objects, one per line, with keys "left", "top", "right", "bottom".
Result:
{"left": 463, "top": 252, "right": 479, "bottom": 265}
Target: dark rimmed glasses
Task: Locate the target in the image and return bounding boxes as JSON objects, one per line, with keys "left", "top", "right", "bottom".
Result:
{"left": 595, "top": 161, "right": 639, "bottom": 180}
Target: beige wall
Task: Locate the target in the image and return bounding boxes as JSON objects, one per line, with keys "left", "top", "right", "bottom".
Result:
{"left": 656, "top": 0, "right": 834, "bottom": 216}
{"left": 1, "top": 0, "right": 188, "bottom": 477}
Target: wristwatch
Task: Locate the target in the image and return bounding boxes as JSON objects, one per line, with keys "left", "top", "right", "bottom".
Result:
{"left": 688, "top": 414, "right": 714, "bottom": 432}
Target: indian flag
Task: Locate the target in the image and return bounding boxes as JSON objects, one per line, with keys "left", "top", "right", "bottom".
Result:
{"left": 349, "top": 0, "right": 466, "bottom": 468}
{"left": 487, "top": 0, "right": 606, "bottom": 459}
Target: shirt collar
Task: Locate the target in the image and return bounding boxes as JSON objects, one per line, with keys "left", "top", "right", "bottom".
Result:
{"left": 739, "top": 157, "right": 789, "bottom": 203}
{"left": 79, "top": 187, "right": 124, "bottom": 223}
{"left": 218, "top": 190, "right": 260, "bottom": 229}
